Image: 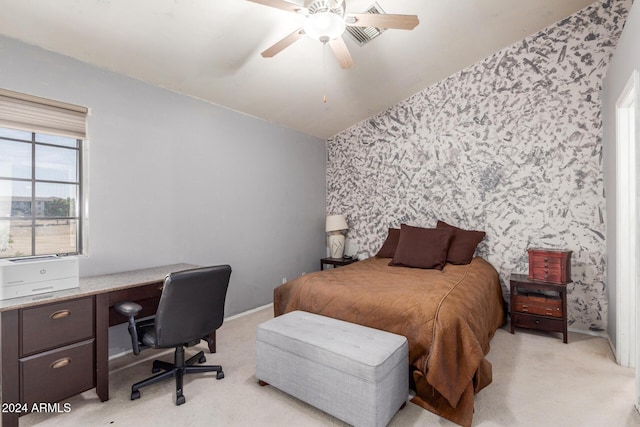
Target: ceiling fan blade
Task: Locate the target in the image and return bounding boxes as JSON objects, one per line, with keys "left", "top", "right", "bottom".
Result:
{"left": 329, "top": 37, "right": 353, "bottom": 69}
{"left": 261, "top": 28, "right": 306, "bottom": 58}
{"left": 247, "top": 0, "right": 306, "bottom": 14}
{"left": 346, "top": 13, "right": 419, "bottom": 30}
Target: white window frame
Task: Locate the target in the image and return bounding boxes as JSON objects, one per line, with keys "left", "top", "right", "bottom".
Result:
{"left": 0, "top": 89, "right": 87, "bottom": 259}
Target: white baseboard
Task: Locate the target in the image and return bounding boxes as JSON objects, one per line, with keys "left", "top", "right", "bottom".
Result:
{"left": 605, "top": 334, "right": 618, "bottom": 363}
{"left": 109, "top": 349, "right": 131, "bottom": 360}
{"left": 568, "top": 327, "right": 618, "bottom": 361}
{"left": 108, "top": 303, "right": 274, "bottom": 361}
{"left": 567, "top": 326, "right": 609, "bottom": 338}
{"left": 224, "top": 303, "right": 273, "bottom": 322}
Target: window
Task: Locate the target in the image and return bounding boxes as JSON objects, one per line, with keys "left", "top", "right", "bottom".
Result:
{"left": 0, "top": 89, "right": 86, "bottom": 259}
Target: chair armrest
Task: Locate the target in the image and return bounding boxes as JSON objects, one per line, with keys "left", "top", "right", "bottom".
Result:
{"left": 114, "top": 301, "right": 142, "bottom": 317}
{"left": 114, "top": 301, "right": 143, "bottom": 355}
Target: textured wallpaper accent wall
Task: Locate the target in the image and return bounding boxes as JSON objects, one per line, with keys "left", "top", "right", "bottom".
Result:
{"left": 326, "top": 0, "right": 631, "bottom": 331}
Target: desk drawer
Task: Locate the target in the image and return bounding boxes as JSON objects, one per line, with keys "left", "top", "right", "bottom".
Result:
{"left": 108, "top": 282, "right": 163, "bottom": 326}
{"left": 107, "top": 282, "right": 164, "bottom": 305}
{"left": 21, "top": 339, "right": 95, "bottom": 406}
{"left": 21, "top": 297, "right": 94, "bottom": 356}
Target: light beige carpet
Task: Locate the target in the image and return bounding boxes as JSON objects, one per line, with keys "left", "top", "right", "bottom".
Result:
{"left": 22, "top": 306, "right": 640, "bottom": 426}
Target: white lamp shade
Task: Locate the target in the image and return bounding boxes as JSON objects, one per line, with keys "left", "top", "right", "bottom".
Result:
{"left": 326, "top": 214, "right": 348, "bottom": 232}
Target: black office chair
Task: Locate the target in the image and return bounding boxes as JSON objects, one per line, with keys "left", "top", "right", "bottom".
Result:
{"left": 114, "top": 265, "right": 231, "bottom": 405}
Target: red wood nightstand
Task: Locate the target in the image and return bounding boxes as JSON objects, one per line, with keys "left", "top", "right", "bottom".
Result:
{"left": 510, "top": 274, "right": 568, "bottom": 343}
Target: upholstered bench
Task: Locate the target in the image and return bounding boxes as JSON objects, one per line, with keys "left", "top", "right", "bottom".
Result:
{"left": 256, "top": 311, "right": 408, "bottom": 427}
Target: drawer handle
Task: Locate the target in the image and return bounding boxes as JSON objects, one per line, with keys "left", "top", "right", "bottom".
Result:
{"left": 50, "top": 358, "right": 71, "bottom": 369}
{"left": 50, "top": 310, "right": 71, "bottom": 319}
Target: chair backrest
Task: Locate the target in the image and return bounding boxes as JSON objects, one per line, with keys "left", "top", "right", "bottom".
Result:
{"left": 154, "top": 265, "right": 231, "bottom": 348}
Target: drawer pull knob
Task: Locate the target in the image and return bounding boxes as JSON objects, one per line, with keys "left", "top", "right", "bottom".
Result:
{"left": 50, "top": 358, "right": 71, "bottom": 369}
{"left": 50, "top": 310, "right": 71, "bottom": 319}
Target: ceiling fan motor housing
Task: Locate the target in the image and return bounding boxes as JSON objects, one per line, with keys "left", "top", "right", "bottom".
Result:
{"left": 307, "top": 0, "right": 345, "bottom": 17}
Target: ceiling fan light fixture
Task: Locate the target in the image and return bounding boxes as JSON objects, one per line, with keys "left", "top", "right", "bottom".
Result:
{"left": 304, "top": 12, "right": 346, "bottom": 42}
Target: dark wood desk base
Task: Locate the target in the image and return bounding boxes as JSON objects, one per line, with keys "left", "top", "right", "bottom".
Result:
{"left": 98, "top": 282, "right": 216, "bottom": 401}
{"left": 2, "top": 276, "right": 216, "bottom": 427}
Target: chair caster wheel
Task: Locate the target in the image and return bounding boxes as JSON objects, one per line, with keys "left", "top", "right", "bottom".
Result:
{"left": 216, "top": 371, "right": 225, "bottom": 380}
{"left": 131, "top": 390, "right": 141, "bottom": 400}
{"left": 198, "top": 355, "right": 206, "bottom": 364}
{"left": 176, "top": 395, "right": 186, "bottom": 405}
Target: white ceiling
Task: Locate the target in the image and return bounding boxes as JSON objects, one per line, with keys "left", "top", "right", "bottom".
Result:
{"left": 0, "top": 0, "right": 599, "bottom": 139}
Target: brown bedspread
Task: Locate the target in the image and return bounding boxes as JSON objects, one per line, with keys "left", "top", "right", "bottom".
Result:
{"left": 274, "top": 256, "right": 505, "bottom": 427}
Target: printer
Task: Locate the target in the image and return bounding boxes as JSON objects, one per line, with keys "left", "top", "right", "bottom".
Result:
{"left": 0, "top": 255, "right": 79, "bottom": 300}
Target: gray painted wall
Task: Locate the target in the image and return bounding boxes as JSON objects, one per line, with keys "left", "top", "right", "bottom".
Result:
{"left": 603, "top": 1, "right": 640, "bottom": 350}
{"left": 327, "top": 0, "right": 630, "bottom": 332}
{"left": 0, "top": 35, "right": 326, "bottom": 354}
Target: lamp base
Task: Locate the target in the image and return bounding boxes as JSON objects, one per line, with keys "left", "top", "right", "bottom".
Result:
{"left": 328, "top": 234, "right": 345, "bottom": 259}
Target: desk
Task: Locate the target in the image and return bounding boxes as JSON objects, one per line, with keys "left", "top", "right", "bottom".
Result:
{"left": 0, "top": 263, "right": 215, "bottom": 427}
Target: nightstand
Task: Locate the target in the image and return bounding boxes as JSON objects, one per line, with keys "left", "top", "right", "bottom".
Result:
{"left": 510, "top": 274, "right": 568, "bottom": 343}
{"left": 320, "top": 257, "right": 357, "bottom": 270}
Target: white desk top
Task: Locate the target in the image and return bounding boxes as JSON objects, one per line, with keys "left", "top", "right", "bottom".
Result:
{"left": 0, "top": 263, "right": 198, "bottom": 312}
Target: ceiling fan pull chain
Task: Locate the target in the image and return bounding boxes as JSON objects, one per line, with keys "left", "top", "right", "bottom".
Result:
{"left": 323, "top": 41, "right": 328, "bottom": 104}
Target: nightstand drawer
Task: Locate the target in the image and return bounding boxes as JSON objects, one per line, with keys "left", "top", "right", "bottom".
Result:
{"left": 511, "top": 313, "right": 564, "bottom": 332}
{"left": 513, "top": 294, "right": 562, "bottom": 318}
{"left": 21, "top": 297, "right": 94, "bottom": 356}
{"left": 20, "top": 339, "right": 95, "bottom": 406}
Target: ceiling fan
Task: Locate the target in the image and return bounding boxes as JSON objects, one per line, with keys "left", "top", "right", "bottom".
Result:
{"left": 247, "top": 0, "right": 419, "bottom": 69}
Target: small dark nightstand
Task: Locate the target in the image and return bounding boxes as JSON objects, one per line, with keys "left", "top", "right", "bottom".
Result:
{"left": 320, "top": 257, "right": 357, "bottom": 270}
{"left": 510, "top": 273, "right": 568, "bottom": 343}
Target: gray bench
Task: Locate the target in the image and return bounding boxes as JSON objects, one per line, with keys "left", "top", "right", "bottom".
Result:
{"left": 256, "top": 311, "right": 408, "bottom": 427}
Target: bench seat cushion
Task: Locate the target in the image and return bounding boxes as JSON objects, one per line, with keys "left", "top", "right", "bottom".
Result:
{"left": 256, "top": 310, "right": 408, "bottom": 427}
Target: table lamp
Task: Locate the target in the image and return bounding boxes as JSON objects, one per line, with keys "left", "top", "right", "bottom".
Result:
{"left": 326, "top": 214, "right": 348, "bottom": 258}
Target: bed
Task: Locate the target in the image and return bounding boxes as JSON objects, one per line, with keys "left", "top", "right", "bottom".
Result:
{"left": 273, "top": 254, "right": 505, "bottom": 427}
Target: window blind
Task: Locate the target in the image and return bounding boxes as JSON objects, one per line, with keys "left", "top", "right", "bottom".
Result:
{"left": 0, "top": 88, "right": 87, "bottom": 139}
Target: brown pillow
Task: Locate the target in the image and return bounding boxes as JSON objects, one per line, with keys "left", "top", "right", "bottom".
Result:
{"left": 389, "top": 224, "right": 454, "bottom": 270}
{"left": 376, "top": 228, "right": 400, "bottom": 258}
{"left": 436, "top": 220, "right": 486, "bottom": 265}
